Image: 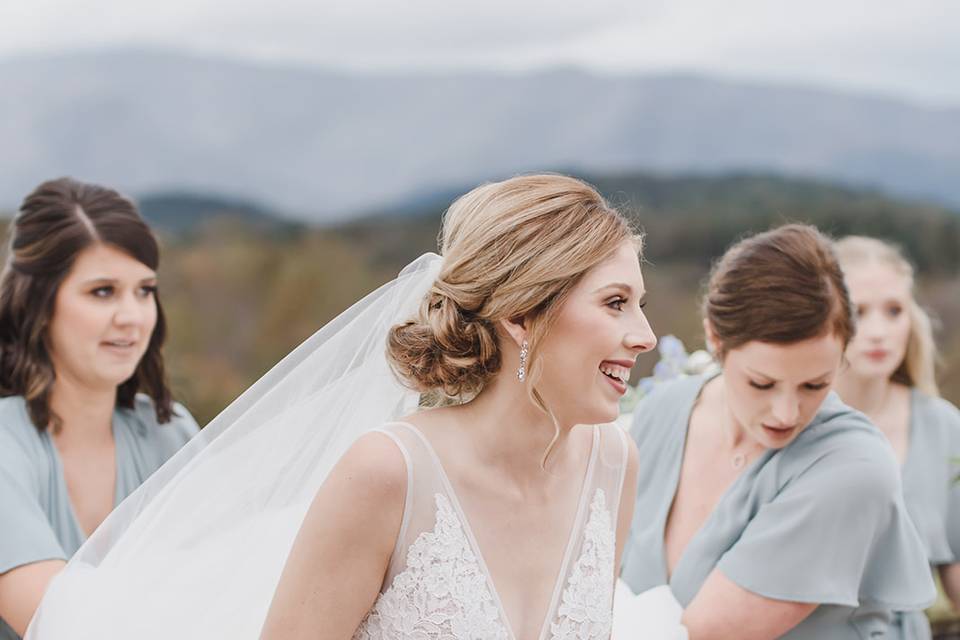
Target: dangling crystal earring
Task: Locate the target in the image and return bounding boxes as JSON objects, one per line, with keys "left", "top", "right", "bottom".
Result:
{"left": 517, "top": 340, "right": 529, "bottom": 382}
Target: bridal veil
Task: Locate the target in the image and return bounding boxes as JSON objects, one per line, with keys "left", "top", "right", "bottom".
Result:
{"left": 26, "top": 253, "right": 442, "bottom": 639}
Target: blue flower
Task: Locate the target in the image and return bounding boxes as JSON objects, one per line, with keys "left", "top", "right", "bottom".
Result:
{"left": 619, "top": 335, "right": 716, "bottom": 415}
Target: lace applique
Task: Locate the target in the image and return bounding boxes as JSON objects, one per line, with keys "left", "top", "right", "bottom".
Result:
{"left": 549, "top": 489, "right": 615, "bottom": 640}
{"left": 353, "top": 493, "right": 509, "bottom": 640}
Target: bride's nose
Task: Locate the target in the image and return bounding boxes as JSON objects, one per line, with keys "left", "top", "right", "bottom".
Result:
{"left": 625, "top": 317, "right": 657, "bottom": 354}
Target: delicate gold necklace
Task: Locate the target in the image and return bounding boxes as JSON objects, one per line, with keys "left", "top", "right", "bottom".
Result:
{"left": 731, "top": 451, "right": 748, "bottom": 470}
{"left": 729, "top": 440, "right": 765, "bottom": 470}
{"left": 722, "top": 418, "right": 754, "bottom": 470}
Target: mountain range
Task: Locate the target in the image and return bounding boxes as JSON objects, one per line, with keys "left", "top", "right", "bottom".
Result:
{"left": 2, "top": 49, "right": 958, "bottom": 221}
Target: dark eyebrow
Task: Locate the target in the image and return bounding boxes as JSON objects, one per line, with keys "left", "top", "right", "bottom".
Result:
{"left": 745, "top": 367, "right": 834, "bottom": 383}
{"left": 81, "top": 275, "right": 157, "bottom": 286}
{"left": 858, "top": 296, "right": 906, "bottom": 305}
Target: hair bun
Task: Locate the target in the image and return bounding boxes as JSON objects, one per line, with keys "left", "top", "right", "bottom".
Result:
{"left": 387, "top": 288, "right": 500, "bottom": 398}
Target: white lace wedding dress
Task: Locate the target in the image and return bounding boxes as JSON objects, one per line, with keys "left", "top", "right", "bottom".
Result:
{"left": 354, "top": 421, "right": 629, "bottom": 640}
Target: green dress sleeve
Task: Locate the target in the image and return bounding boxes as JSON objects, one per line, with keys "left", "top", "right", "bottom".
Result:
{"left": 0, "top": 422, "right": 66, "bottom": 575}
{"left": 717, "top": 423, "right": 933, "bottom": 610}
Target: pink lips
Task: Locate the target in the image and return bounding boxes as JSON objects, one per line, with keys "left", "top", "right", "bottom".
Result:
{"left": 601, "top": 358, "right": 636, "bottom": 368}
{"left": 101, "top": 339, "right": 139, "bottom": 356}
{"left": 865, "top": 349, "right": 889, "bottom": 362}
{"left": 599, "top": 358, "right": 634, "bottom": 396}
{"left": 761, "top": 424, "right": 797, "bottom": 440}
{"left": 601, "top": 371, "right": 627, "bottom": 395}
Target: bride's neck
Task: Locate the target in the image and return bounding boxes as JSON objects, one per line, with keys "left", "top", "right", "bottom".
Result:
{"left": 458, "top": 373, "right": 573, "bottom": 477}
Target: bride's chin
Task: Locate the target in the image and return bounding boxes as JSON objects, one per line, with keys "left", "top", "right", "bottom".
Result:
{"left": 578, "top": 406, "right": 620, "bottom": 427}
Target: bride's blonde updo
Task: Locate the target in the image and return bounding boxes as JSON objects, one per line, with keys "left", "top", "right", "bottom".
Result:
{"left": 387, "top": 174, "right": 638, "bottom": 401}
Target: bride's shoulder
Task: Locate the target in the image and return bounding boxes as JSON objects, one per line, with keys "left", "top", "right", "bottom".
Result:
{"left": 331, "top": 430, "right": 410, "bottom": 504}
{"left": 295, "top": 430, "right": 409, "bottom": 572}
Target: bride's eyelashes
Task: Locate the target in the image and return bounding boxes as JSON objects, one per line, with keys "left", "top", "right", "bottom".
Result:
{"left": 606, "top": 296, "right": 627, "bottom": 311}
{"left": 605, "top": 297, "right": 647, "bottom": 312}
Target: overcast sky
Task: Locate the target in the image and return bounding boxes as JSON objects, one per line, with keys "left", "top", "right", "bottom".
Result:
{"left": 2, "top": 0, "right": 958, "bottom": 106}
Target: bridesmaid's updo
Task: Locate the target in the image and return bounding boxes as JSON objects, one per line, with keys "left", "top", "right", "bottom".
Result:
{"left": 704, "top": 223, "right": 855, "bottom": 360}
{"left": 388, "top": 174, "right": 637, "bottom": 400}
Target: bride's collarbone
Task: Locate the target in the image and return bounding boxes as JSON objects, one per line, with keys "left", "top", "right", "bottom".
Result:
{"left": 410, "top": 412, "right": 592, "bottom": 484}
{"left": 443, "top": 464, "right": 582, "bottom": 532}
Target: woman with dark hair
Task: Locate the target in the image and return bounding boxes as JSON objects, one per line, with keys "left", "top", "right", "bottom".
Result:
{"left": 0, "top": 178, "right": 197, "bottom": 638}
{"left": 620, "top": 224, "right": 935, "bottom": 638}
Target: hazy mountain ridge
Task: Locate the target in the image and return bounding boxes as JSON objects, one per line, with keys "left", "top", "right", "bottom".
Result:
{"left": 2, "top": 49, "right": 959, "bottom": 220}
{"left": 137, "top": 192, "right": 302, "bottom": 235}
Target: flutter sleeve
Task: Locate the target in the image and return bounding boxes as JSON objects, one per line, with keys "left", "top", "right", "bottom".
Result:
{"left": 0, "top": 431, "right": 65, "bottom": 574}
{"left": 936, "top": 399, "right": 960, "bottom": 560}
{"left": 128, "top": 397, "right": 200, "bottom": 462}
{"left": 717, "top": 438, "right": 935, "bottom": 610}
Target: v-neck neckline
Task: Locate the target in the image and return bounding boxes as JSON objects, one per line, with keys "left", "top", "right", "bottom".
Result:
{"left": 46, "top": 413, "right": 122, "bottom": 541}
{"left": 660, "top": 373, "right": 767, "bottom": 586}
{"left": 393, "top": 421, "right": 600, "bottom": 640}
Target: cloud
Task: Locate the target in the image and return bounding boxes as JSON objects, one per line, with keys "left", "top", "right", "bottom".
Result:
{"left": 1, "top": 0, "right": 957, "bottom": 104}
{"left": 556, "top": 1, "right": 960, "bottom": 103}
{"left": 0, "top": 1, "right": 659, "bottom": 57}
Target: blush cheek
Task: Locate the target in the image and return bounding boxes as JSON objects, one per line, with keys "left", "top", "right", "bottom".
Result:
{"left": 567, "top": 310, "right": 604, "bottom": 341}
{"left": 51, "top": 304, "right": 83, "bottom": 356}
{"left": 143, "top": 299, "right": 159, "bottom": 331}
{"left": 894, "top": 323, "right": 911, "bottom": 356}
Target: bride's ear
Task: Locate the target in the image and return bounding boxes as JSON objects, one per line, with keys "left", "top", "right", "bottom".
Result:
{"left": 499, "top": 317, "right": 527, "bottom": 349}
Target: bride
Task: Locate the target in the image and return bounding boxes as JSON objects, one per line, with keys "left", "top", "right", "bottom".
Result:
{"left": 27, "top": 174, "right": 656, "bottom": 639}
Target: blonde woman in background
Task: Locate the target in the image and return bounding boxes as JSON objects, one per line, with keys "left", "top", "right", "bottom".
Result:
{"left": 835, "top": 236, "right": 960, "bottom": 640}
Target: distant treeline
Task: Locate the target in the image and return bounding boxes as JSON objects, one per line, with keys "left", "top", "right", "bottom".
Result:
{"left": 345, "top": 172, "right": 960, "bottom": 275}
{"left": 599, "top": 173, "right": 960, "bottom": 275}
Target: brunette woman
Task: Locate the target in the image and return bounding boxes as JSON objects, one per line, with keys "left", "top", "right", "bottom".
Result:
{"left": 0, "top": 178, "right": 198, "bottom": 638}
{"left": 621, "top": 224, "right": 935, "bottom": 638}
